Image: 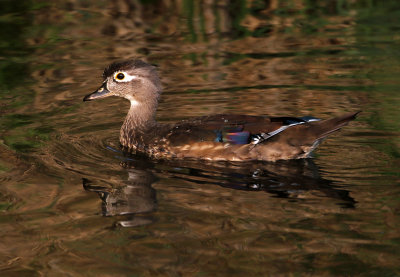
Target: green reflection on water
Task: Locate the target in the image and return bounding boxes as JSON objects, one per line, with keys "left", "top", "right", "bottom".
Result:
{"left": 354, "top": 1, "right": 400, "bottom": 160}
{"left": 183, "top": 0, "right": 197, "bottom": 42}
{"left": 0, "top": 112, "right": 56, "bottom": 152}
{"left": 0, "top": 0, "right": 32, "bottom": 92}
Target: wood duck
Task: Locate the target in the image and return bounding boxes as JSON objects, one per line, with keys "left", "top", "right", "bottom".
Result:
{"left": 83, "top": 60, "right": 359, "bottom": 162}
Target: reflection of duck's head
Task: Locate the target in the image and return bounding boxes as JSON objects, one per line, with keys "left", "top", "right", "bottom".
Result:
{"left": 83, "top": 167, "right": 157, "bottom": 217}
{"left": 83, "top": 59, "right": 359, "bottom": 162}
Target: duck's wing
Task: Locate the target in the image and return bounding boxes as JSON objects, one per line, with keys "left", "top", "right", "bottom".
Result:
{"left": 163, "top": 114, "right": 321, "bottom": 146}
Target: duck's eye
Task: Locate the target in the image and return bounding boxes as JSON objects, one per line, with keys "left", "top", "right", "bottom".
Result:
{"left": 115, "top": 73, "right": 125, "bottom": 80}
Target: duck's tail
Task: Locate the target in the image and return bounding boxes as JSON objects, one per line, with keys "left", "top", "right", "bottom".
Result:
{"left": 250, "top": 111, "right": 360, "bottom": 160}
{"left": 299, "top": 111, "right": 360, "bottom": 158}
{"left": 310, "top": 111, "right": 360, "bottom": 141}
{"left": 268, "top": 111, "right": 360, "bottom": 145}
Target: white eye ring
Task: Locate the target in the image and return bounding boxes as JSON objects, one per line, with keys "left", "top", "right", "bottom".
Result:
{"left": 113, "top": 71, "right": 138, "bottom": 82}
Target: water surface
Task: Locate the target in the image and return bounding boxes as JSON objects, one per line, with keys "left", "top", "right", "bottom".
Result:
{"left": 1, "top": 1, "right": 399, "bottom": 275}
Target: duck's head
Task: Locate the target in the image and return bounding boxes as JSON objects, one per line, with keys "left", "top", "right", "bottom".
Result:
{"left": 83, "top": 60, "right": 162, "bottom": 105}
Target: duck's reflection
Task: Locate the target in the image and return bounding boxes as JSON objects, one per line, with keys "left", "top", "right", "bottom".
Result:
{"left": 83, "top": 157, "right": 355, "bottom": 227}
{"left": 157, "top": 159, "right": 355, "bottom": 208}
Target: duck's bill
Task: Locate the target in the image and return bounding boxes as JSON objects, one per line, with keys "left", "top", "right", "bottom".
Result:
{"left": 83, "top": 83, "right": 112, "bottom": 101}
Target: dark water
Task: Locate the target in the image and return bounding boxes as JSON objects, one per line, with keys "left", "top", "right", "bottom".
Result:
{"left": 1, "top": 0, "right": 399, "bottom": 275}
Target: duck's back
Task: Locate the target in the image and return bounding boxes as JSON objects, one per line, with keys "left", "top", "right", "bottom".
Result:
{"left": 138, "top": 112, "right": 359, "bottom": 161}
{"left": 164, "top": 114, "right": 281, "bottom": 145}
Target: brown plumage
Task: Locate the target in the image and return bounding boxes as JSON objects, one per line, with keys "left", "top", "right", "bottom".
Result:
{"left": 83, "top": 60, "right": 360, "bottom": 162}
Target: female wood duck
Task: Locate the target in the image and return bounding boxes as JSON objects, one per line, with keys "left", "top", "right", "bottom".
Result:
{"left": 83, "top": 60, "right": 359, "bottom": 162}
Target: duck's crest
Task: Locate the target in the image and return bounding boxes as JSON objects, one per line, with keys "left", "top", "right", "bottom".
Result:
{"left": 103, "top": 60, "right": 152, "bottom": 79}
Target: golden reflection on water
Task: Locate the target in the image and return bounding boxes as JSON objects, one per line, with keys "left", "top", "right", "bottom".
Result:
{"left": 1, "top": 0, "right": 400, "bottom": 275}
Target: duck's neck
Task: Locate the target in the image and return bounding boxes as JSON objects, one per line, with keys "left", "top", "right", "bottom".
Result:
{"left": 120, "top": 96, "right": 159, "bottom": 149}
